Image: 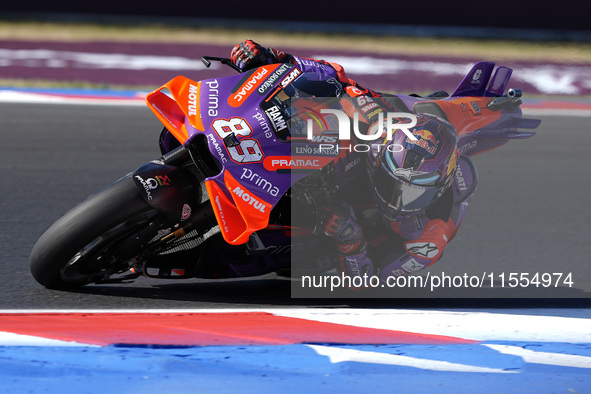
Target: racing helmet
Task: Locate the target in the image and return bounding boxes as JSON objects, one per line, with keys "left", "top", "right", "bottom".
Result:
{"left": 367, "top": 114, "right": 459, "bottom": 220}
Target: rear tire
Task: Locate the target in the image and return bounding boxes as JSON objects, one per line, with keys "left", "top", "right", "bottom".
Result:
{"left": 30, "top": 175, "right": 152, "bottom": 288}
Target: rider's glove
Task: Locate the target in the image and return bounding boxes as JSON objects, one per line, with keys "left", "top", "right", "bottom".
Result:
{"left": 231, "top": 40, "right": 293, "bottom": 71}
{"left": 321, "top": 202, "right": 376, "bottom": 280}
{"left": 230, "top": 39, "right": 273, "bottom": 71}
{"left": 321, "top": 202, "right": 364, "bottom": 251}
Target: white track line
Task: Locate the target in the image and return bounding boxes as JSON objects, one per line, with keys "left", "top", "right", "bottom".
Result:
{"left": 0, "top": 331, "right": 95, "bottom": 347}
{"left": 1, "top": 89, "right": 589, "bottom": 116}
{"left": 0, "top": 90, "right": 145, "bottom": 106}
{"left": 484, "top": 344, "right": 591, "bottom": 368}
{"left": 308, "top": 345, "right": 517, "bottom": 373}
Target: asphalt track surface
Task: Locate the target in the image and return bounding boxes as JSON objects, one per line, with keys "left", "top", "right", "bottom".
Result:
{"left": 1, "top": 102, "right": 590, "bottom": 311}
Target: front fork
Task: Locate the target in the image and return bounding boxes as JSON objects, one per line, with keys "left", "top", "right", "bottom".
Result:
{"left": 125, "top": 147, "right": 218, "bottom": 275}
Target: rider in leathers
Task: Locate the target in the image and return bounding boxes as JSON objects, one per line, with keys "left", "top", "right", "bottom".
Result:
{"left": 231, "top": 40, "right": 478, "bottom": 286}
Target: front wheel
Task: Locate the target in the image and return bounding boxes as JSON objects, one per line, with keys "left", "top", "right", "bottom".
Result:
{"left": 30, "top": 175, "right": 154, "bottom": 288}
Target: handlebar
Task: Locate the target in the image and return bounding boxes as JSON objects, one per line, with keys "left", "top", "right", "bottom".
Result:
{"left": 202, "top": 56, "right": 243, "bottom": 73}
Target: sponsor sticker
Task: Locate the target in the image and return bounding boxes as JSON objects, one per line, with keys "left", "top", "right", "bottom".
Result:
{"left": 181, "top": 204, "right": 192, "bottom": 221}
{"left": 228, "top": 66, "right": 273, "bottom": 107}
{"left": 257, "top": 63, "right": 292, "bottom": 96}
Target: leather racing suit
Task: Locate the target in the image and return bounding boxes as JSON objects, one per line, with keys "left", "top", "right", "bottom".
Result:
{"left": 231, "top": 40, "right": 478, "bottom": 285}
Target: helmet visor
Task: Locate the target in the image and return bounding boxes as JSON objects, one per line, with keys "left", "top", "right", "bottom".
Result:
{"left": 373, "top": 159, "right": 443, "bottom": 216}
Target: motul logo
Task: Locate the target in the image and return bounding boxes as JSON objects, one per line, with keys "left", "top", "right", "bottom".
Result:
{"left": 232, "top": 186, "right": 266, "bottom": 213}
{"left": 188, "top": 84, "right": 199, "bottom": 116}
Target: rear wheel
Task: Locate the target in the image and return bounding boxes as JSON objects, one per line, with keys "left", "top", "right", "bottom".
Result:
{"left": 30, "top": 176, "right": 155, "bottom": 288}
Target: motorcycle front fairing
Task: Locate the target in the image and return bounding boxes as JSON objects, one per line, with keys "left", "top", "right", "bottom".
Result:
{"left": 145, "top": 64, "right": 337, "bottom": 246}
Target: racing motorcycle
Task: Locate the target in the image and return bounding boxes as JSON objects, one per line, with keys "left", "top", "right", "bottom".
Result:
{"left": 29, "top": 56, "right": 540, "bottom": 288}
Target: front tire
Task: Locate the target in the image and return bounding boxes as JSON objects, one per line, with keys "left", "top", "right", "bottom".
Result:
{"left": 30, "top": 175, "right": 152, "bottom": 288}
